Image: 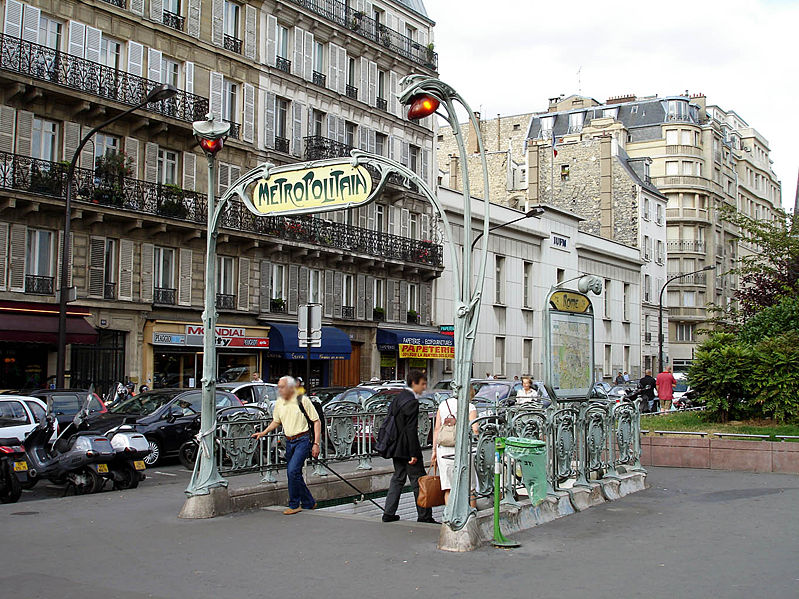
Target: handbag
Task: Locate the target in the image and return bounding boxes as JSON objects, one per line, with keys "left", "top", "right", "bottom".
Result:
{"left": 417, "top": 464, "right": 445, "bottom": 508}
{"left": 438, "top": 400, "right": 457, "bottom": 447}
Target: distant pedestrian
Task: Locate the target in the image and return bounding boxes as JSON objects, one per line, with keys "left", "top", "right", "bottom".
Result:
{"left": 515, "top": 377, "right": 540, "bottom": 404}
{"left": 615, "top": 372, "right": 625, "bottom": 385}
{"left": 382, "top": 370, "right": 435, "bottom": 523}
{"left": 623, "top": 371, "right": 630, "bottom": 382}
{"left": 252, "top": 376, "right": 321, "bottom": 514}
{"left": 251, "top": 372, "right": 263, "bottom": 383}
{"left": 486, "top": 372, "right": 495, "bottom": 380}
{"left": 656, "top": 366, "right": 677, "bottom": 412}
{"left": 638, "top": 369, "right": 657, "bottom": 413}
{"left": 513, "top": 375, "right": 520, "bottom": 382}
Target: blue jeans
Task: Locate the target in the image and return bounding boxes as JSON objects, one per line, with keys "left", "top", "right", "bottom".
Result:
{"left": 285, "top": 434, "right": 315, "bottom": 509}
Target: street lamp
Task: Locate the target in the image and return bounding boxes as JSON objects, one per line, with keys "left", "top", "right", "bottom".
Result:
{"left": 658, "top": 265, "right": 715, "bottom": 372}
{"left": 184, "top": 114, "right": 231, "bottom": 501}
{"left": 470, "top": 206, "right": 545, "bottom": 252}
{"left": 56, "top": 84, "right": 178, "bottom": 390}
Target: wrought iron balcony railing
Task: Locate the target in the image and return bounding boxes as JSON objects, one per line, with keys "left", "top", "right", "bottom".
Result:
{"left": 372, "top": 308, "right": 385, "bottom": 322}
{"left": 376, "top": 97, "right": 388, "bottom": 111}
{"left": 101, "top": 0, "right": 125, "bottom": 7}
{"left": 407, "top": 311, "right": 420, "bottom": 325}
{"left": 645, "top": 332, "right": 652, "bottom": 342}
{"left": 0, "top": 151, "right": 443, "bottom": 268}
{"left": 224, "top": 119, "right": 241, "bottom": 140}
{"left": 304, "top": 135, "right": 354, "bottom": 160}
{"left": 668, "top": 240, "right": 705, "bottom": 253}
{"left": 312, "top": 70, "right": 326, "bottom": 87}
{"left": 162, "top": 10, "right": 185, "bottom": 31}
{"left": 670, "top": 272, "right": 707, "bottom": 285}
{"left": 270, "top": 298, "right": 287, "bottom": 313}
{"left": 25, "top": 274, "right": 53, "bottom": 295}
{"left": 154, "top": 287, "right": 176, "bottom": 305}
{"left": 285, "top": 0, "right": 437, "bottom": 70}
{"left": 224, "top": 35, "right": 242, "bottom": 54}
{"left": 216, "top": 293, "right": 236, "bottom": 310}
{"left": 342, "top": 305, "right": 355, "bottom": 319}
{"left": 275, "top": 56, "right": 291, "bottom": 73}
{"left": 104, "top": 281, "right": 116, "bottom": 300}
{"left": 274, "top": 136, "right": 290, "bottom": 154}
{"left": 345, "top": 84, "right": 358, "bottom": 100}
{"left": 0, "top": 34, "right": 208, "bottom": 124}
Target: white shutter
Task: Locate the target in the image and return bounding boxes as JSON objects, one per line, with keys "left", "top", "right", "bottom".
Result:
{"left": 182, "top": 152, "right": 196, "bottom": 190}
{"left": 148, "top": 48, "right": 162, "bottom": 83}
{"left": 367, "top": 202, "right": 375, "bottom": 230}
{"left": 303, "top": 31, "right": 313, "bottom": 80}
{"left": 130, "top": 0, "right": 144, "bottom": 17}
{"left": 127, "top": 42, "right": 144, "bottom": 76}
{"left": 400, "top": 208, "right": 409, "bottom": 237}
{"left": 211, "top": 0, "right": 224, "bottom": 46}
{"left": 328, "top": 43, "right": 339, "bottom": 92}
{"left": 266, "top": 14, "right": 277, "bottom": 66}
{"left": 292, "top": 101, "right": 304, "bottom": 157}
{"left": 337, "top": 116, "right": 345, "bottom": 144}
{"left": 80, "top": 125, "right": 95, "bottom": 169}
{"left": 389, "top": 206, "right": 398, "bottom": 235}
{"left": 401, "top": 141, "right": 409, "bottom": 167}
{"left": 140, "top": 243, "right": 154, "bottom": 302}
{"left": 178, "top": 249, "right": 192, "bottom": 306}
{"left": 118, "top": 239, "right": 134, "bottom": 301}
{"left": 237, "top": 257, "right": 250, "bottom": 311}
{"left": 326, "top": 114, "right": 336, "bottom": 141}
{"left": 56, "top": 231, "right": 73, "bottom": 291}
{"left": 242, "top": 83, "right": 255, "bottom": 143}
{"left": 421, "top": 149, "right": 430, "bottom": 185}
{"left": 293, "top": 27, "right": 304, "bottom": 78}
{"left": 68, "top": 21, "right": 86, "bottom": 58}
{"left": 3, "top": 0, "right": 23, "bottom": 39}
{"left": 88, "top": 237, "right": 106, "bottom": 298}
{"left": 421, "top": 214, "right": 430, "bottom": 241}
{"left": 388, "top": 135, "right": 395, "bottom": 160}
{"left": 0, "top": 222, "right": 7, "bottom": 291}
{"left": 150, "top": 0, "right": 163, "bottom": 23}
{"left": 264, "top": 91, "right": 275, "bottom": 148}
{"left": 63, "top": 122, "right": 81, "bottom": 165}
{"left": 360, "top": 57, "right": 368, "bottom": 103}
{"left": 368, "top": 61, "right": 377, "bottom": 106}
{"left": 368, "top": 129, "right": 376, "bottom": 153}
{"left": 144, "top": 142, "right": 158, "bottom": 183}
{"left": 187, "top": 0, "right": 201, "bottom": 38}
{"left": 209, "top": 71, "right": 224, "bottom": 120}
{"left": 8, "top": 223, "right": 24, "bottom": 292}
{"left": 359, "top": 127, "right": 367, "bottom": 151}
{"left": 14, "top": 110, "right": 32, "bottom": 157}
{"left": 85, "top": 26, "right": 102, "bottom": 63}
{"left": 0, "top": 105, "right": 13, "bottom": 155}
{"left": 21, "top": 4, "right": 38, "bottom": 43}
{"left": 125, "top": 137, "right": 139, "bottom": 178}
{"left": 244, "top": 4, "right": 257, "bottom": 60}
{"left": 217, "top": 163, "right": 230, "bottom": 195}
{"left": 338, "top": 47, "right": 347, "bottom": 95}
{"left": 184, "top": 61, "right": 194, "bottom": 94}
{"left": 389, "top": 71, "right": 398, "bottom": 115}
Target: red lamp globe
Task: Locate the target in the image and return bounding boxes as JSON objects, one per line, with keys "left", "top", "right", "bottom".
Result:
{"left": 406, "top": 94, "right": 440, "bottom": 120}
{"left": 199, "top": 137, "right": 224, "bottom": 154}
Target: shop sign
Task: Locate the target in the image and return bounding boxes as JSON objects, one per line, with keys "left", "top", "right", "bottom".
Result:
{"left": 180, "top": 325, "right": 269, "bottom": 348}
{"left": 279, "top": 352, "right": 346, "bottom": 360}
{"left": 186, "top": 325, "right": 246, "bottom": 337}
{"left": 549, "top": 291, "right": 591, "bottom": 314}
{"left": 398, "top": 344, "right": 455, "bottom": 359}
{"left": 408, "top": 358, "right": 427, "bottom": 368}
{"left": 152, "top": 333, "right": 186, "bottom": 346}
{"left": 439, "top": 325, "right": 454, "bottom": 337}
{"left": 380, "top": 354, "right": 397, "bottom": 368}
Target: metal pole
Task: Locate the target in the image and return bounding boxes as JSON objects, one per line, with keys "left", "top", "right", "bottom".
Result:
{"left": 306, "top": 307, "right": 312, "bottom": 396}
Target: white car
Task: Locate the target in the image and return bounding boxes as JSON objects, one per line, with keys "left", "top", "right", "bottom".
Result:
{"left": 0, "top": 396, "right": 51, "bottom": 443}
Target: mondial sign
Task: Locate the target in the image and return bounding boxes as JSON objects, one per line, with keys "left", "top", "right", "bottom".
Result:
{"left": 243, "top": 161, "right": 374, "bottom": 217}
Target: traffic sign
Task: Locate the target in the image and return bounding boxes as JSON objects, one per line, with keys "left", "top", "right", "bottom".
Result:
{"left": 298, "top": 303, "right": 322, "bottom": 348}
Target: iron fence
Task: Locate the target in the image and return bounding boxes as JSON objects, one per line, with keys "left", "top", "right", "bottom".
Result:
{"left": 154, "top": 287, "right": 176, "bottom": 305}
{"left": 224, "top": 34, "right": 242, "bottom": 54}
{"left": 345, "top": 84, "right": 358, "bottom": 100}
{"left": 342, "top": 305, "right": 355, "bottom": 319}
{"left": 274, "top": 136, "right": 290, "bottom": 154}
{"left": 104, "top": 282, "right": 116, "bottom": 300}
{"left": 216, "top": 293, "right": 236, "bottom": 310}
{"left": 275, "top": 56, "right": 291, "bottom": 73}
{"left": 162, "top": 10, "right": 185, "bottom": 31}
{"left": 25, "top": 274, "right": 53, "bottom": 295}
{"left": 312, "top": 70, "right": 326, "bottom": 87}
{"left": 304, "top": 135, "right": 354, "bottom": 160}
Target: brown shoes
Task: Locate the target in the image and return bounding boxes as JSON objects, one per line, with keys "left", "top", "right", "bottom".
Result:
{"left": 283, "top": 507, "right": 302, "bottom": 515}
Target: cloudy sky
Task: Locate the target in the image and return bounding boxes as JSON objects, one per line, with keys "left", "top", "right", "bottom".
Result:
{"left": 424, "top": 0, "right": 798, "bottom": 210}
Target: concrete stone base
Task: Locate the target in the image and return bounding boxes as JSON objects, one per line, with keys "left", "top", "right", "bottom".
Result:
{"left": 179, "top": 486, "right": 232, "bottom": 519}
{"left": 568, "top": 482, "right": 605, "bottom": 512}
{"left": 438, "top": 514, "right": 484, "bottom": 552}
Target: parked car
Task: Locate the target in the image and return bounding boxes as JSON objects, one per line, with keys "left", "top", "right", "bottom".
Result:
{"left": 590, "top": 381, "right": 613, "bottom": 398}
{"left": 308, "top": 387, "right": 347, "bottom": 406}
{"left": 27, "top": 389, "right": 106, "bottom": 429}
{"left": 323, "top": 386, "right": 381, "bottom": 413}
{"left": 671, "top": 373, "right": 692, "bottom": 406}
{"left": 471, "top": 379, "right": 552, "bottom": 414}
{"left": 86, "top": 388, "right": 242, "bottom": 466}
{"left": 0, "top": 396, "right": 50, "bottom": 443}
{"left": 216, "top": 382, "right": 277, "bottom": 410}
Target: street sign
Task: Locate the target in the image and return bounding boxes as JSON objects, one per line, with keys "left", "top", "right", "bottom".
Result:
{"left": 298, "top": 303, "right": 322, "bottom": 348}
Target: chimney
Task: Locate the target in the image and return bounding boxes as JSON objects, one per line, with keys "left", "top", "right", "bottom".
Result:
{"left": 467, "top": 112, "right": 480, "bottom": 154}
{"left": 600, "top": 135, "right": 613, "bottom": 238}
{"left": 606, "top": 94, "right": 636, "bottom": 105}
{"left": 449, "top": 153, "right": 459, "bottom": 190}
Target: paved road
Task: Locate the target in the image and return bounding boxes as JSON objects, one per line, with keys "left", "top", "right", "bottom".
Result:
{"left": 2, "top": 467, "right": 797, "bottom": 598}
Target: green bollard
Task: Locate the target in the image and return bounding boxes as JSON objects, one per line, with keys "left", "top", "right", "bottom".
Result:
{"left": 492, "top": 437, "right": 520, "bottom": 549}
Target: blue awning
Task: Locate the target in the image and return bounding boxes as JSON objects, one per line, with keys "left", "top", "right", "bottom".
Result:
{"left": 266, "top": 322, "right": 352, "bottom": 360}
{"left": 376, "top": 328, "right": 454, "bottom": 352}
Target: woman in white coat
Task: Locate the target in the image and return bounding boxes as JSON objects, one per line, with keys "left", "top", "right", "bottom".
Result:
{"left": 430, "top": 389, "right": 479, "bottom": 505}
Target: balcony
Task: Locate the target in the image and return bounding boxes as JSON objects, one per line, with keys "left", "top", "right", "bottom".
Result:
{"left": 312, "top": 71, "right": 327, "bottom": 87}
{"left": 345, "top": 84, "right": 358, "bottom": 100}
{"left": 376, "top": 97, "right": 388, "bottom": 111}
{"left": 645, "top": 332, "right": 652, "bottom": 343}
{"left": 342, "top": 305, "right": 355, "bottom": 320}
{"left": 304, "top": 135, "right": 354, "bottom": 161}
{"left": 670, "top": 272, "right": 707, "bottom": 285}
{"left": 407, "top": 311, "right": 420, "bottom": 325}
{"left": 224, "top": 120, "right": 241, "bottom": 140}
{"left": 101, "top": 0, "right": 125, "bottom": 7}
{"left": 275, "top": 56, "right": 291, "bottom": 73}
{"left": 216, "top": 293, "right": 236, "bottom": 310}
{"left": 274, "top": 136, "right": 290, "bottom": 154}
{"left": 154, "top": 287, "right": 176, "bottom": 305}
{"left": 0, "top": 33, "right": 208, "bottom": 124}
{"left": 372, "top": 308, "right": 385, "bottom": 322}
{"left": 270, "top": 298, "right": 287, "bottom": 313}
{"left": 104, "top": 282, "right": 116, "bottom": 300}
{"left": 224, "top": 35, "right": 243, "bottom": 54}
{"left": 162, "top": 10, "right": 185, "bottom": 31}
{"left": 668, "top": 240, "right": 705, "bottom": 253}
{"left": 285, "top": 0, "right": 437, "bottom": 70}
{"left": 25, "top": 274, "right": 53, "bottom": 295}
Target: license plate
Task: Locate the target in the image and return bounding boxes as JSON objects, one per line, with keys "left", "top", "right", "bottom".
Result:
{"left": 13, "top": 461, "right": 28, "bottom": 472}
{"left": 97, "top": 463, "right": 109, "bottom": 473}
{"left": 133, "top": 460, "right": 146, "bottom": 471}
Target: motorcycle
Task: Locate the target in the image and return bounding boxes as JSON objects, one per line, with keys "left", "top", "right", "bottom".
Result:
{"left": 0, "top": 437, "right": 28, "bottom": 503}
{"left": 673, "top": 389, "right": 703, "bottom": 411}
{"left": 104, "top": 424, "right": 150, "bottom": 490}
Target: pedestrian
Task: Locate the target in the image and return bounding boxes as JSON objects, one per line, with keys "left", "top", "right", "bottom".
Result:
{"left": 656, "top": 366, "right": 677, "bottom": 413}
{"left": 513, "top": 375, "right": 520, "bottom": 382}
{"left": 515, "top": 377, "right": 540, "bottom": 404}
{"left": 615, "top": 372, "right": 625, "bottom": 385}
{"left": 251, "top": 372, "right": 263, "bottom": 383}
{"left": 431, "top": 386, "right": 478, "bottom": 505}
{"left": 638, "top": 369, "right": 657, "bottom": 413}
{"left": 486, "top": 372, "right": 494, "bottom": 380}
{"left": 623, "top": 371, "right": 630, "bottom": 382}
{"left": 251, "top": 376, "right": 321, "bottom": 514}
{"left": 382, "top": 370, "right": 436, "bottom": 523}
{"left": 125, "top": 381, "right": 136, "bottom": 397}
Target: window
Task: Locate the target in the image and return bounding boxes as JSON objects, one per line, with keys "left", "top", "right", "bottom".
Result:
{"left": 271, "top": 264, "right": 285, "bottom": 299}
{"left": 32, "top": 118, "right": 58, "bottom": 162}
{"left": 656, "top": 204, "right": 663, "bottom": 225}
{"left": 277, "top": 25, "right": 289, "bottom": 59}
{"left": 347, "top": 57, "right": 356, "bottom": 87}
{"left": 276, "top": 97, "right": 289, "bottom": 139}
{"left": 374, "top": 278, "right": 385, "bottom": 309}
{"left": 604, "top": 279, "right": 611, "bottom": 318}
{"left": 604, "top": 345, "right": 612, "bottom": 377}
{"left": 94, "top": 133, "right": 119, "bottom": 163}
{"left": 556, "top": 268, "right": 565, "bottom": 284}
{"left": 523, "top": 261, "right": 533, "bottom": 308}
{"left": 39, "top": 16, "right": 62, "bottom": 51}
{"left": 100, "top": 38, "right": 121, "bottom": 69}
{"left": 154, "top": 247, "right": 175, "bottom": 289}
{"left": 494, "top": 337, "right": 506, "bottom": 377}
{"left": 223, "top": 80, "right": 238, "bottom": 123}
{"left": 157, "top": 149, "right": 178, "bottom": 185}
{"left": 26, "top": 229, "right": 53, "bottom": 276}
{"left": 375, "top": 133, "right": 386, "bottom": 157}
{"left": 313, "top": 41, "right": 324, "bottom": 73}
{"left": 407, "top": 283, "right": 419, "bottom": 313}
{"left": 377, "top": 69, "right": 386, "bottom": 100}
{"left": 683, "top": 291, "right": 695, "bottom": 307}
{"left": 217, "top": 256, "right": 235, "bottom": 296}
{"left": 312, "top": 109, "right": 324, "bottom": 137}
{"left": 643, "top": 197, "right": 651, "bottom": 220}
{"left": 375, "top": 204, "right": 385, "bottom": 232}
{"left": 644, "top": 235, "right": 651, "bottom": 261}
{"left": 681, "top": 130, "right": 692, "bottom": 146}
{"left": 161, "top": 57, "right": 180, "bottom": 88}
{"left": 164, "top": 0, "right": 180, "bottom": 13}
{"left": 522, "top": 339, "right": 532, "bottom": 375}
{"left": 568, "top": 111, "right": 584, "bottom": 132}
{"left": 309, "top": 269, "right": 322, "bottom": 304}
{"left": 409, "top": 145, "right": 420, "bottom": 173}
{"left": 665, "top": 161, "right": 679, "bottom": 176}
{"left": 224, "top": 0, "right": 240, "bottom": 38}
{"left": 345, "top": 122, "right": 356, "bottom": 148}
{"left": 409, "top": 213, "right": 419, "bottom": 239}
{"left": 104, "top": 239, "right": 117, "bottom": 287}
{"left": 644, "top": 274, "right": 651, "bottom": 302}
{"left": 623, "top": 283, "right": 630, "bottom": 321}
{"left": 666, "top": 130, "right": 678, "bottom": 145}
{"left": 623, "top": 346, "right": 630, "bottom": 373}
{"left": 676, "top": 323, "right": 695, "bottom": 342}
{"left": 667, "top": 100, "right": 688, "bottom": 120}
{"left": 342, "top": 274, "right": 354, "bottom": 307}
{"left": 656, "top": 240, "right": 664, "bottom": 264}
{"left": 495, "top": 256, "right": 505, "bottom": 304}
{"left": 560, "top": 164, "right": 570, "bottom": 181}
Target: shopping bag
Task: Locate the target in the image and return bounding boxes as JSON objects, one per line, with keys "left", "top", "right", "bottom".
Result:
{"left": 417, "top": 464, "right": 445, "bottom": 508}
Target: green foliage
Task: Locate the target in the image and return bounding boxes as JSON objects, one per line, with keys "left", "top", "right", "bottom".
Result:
{"left": 738, "top": 296, "right": 799, "bottom": 345}
{"left": 689, "top": 333, "right": 754, "bottom": 422}
{"left": 749, "top": 332, "right": 799, "bottom": 422}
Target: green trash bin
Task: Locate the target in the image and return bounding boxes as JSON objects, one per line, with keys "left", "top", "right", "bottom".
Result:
{"left": 505, "top": 437, "right": 547, "bottom": 506}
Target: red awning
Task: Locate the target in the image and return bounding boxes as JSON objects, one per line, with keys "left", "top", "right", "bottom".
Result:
{"left": 0, "top": 313, "right": 98, "bottom": 345}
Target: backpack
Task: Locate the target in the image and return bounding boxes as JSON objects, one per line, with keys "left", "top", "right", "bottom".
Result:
{"left": 375, "top": 394, "right": 409, "bottom": 458}
{"left": 296, "top": 395, "right": 325, "bottom": 444}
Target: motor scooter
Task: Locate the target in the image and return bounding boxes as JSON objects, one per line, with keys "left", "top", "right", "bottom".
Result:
{"left": 104, "top": 423, "right": 150, "bottom": 489}
{"left": 0, "top": 437, "right": 29, "bottom": 503}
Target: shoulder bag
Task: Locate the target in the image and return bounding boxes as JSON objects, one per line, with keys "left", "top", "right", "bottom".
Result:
{"left": 438, "top": 400, "right": 457, "bottom": 448}
{"left": 417, "top": 463, "right": 445, "bottom": 509}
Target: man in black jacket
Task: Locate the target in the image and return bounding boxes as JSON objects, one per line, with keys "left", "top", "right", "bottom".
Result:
{"left": 638, "top": 369, "right": 657, "bottom": 413}
{"left": 382, "top": 370, "right": 435, "bottom": 523}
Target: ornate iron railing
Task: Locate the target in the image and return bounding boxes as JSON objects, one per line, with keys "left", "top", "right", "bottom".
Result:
{"left": 345, "top": 84, "right": 358, "bottom": 100}
{"left": 101, "top": 0, "right": 125, "bottom": 7}
{"left": 270, "top": 298, "right": 287, "bottom": 313}
{"left": 285, "top": 0, "right": 437, "bottom": 70}
{"left": 0, "top": 33, "right": 208, "bottom": 124}
{"left": 304, "top": 135, "right": 354, "bottom": 160}
{"left": 376, "top": 97, "right": 388, "bottom": 111}
{"left": 341, "top": 305, "right": 355, "bottom": 319}
{"left": 224, "top": 119, "right": 241, "bottom": 140}
{"left": 668, "top": 240, "right": 705, "bottom": 253}
{"left": 372, "top": 308, "right": 385, "bottom": 322}
{"left": 104, "top": 282, "right": 116, "bottom": 300}
{"left": 0, "top": 151, "right": 443, "bottom": 268}
{"left": 224, "top": 34, "right": 242, "bottom": 54}
{"left": 407, "top": 311, "right": 420, "bottom": 324}
{"left": 162, "top": 10, "right": 185, "bottom": 31}
{"left": 312, "top": 70, "right": 326, "bottom": 87}
{"left": 154, "top": 287, "right": 176, "bottom": 305}
{"left": 274, "top": 136, "right": 290, "bottom": 154}
{"left": 25, "top": 274, "right": 53, "bottom": 295}
{"left": 216, "top": 293, "right": 236, "bottom": 310}
{"left": 670, "top": 272, "right": 707, "bottom": 285}
{"left": 275, "top": 56, "right": 291, "bottom": 73}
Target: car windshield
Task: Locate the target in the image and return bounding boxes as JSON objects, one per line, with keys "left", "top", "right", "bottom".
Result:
{"left": 108, "top": 391, "right": 181, "bottom": 415}
{"left": 674, "top": 382, "right": 689, "bottom": 392}
{"left": 473, "top": 383, "right": 511, "bottom": 402}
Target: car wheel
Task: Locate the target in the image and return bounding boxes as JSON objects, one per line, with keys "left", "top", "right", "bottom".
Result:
{"left": 178, "top": 441, "right": 197, "bottom": 470}
{"left": 144, "top": 438, "right": 161, "bottom": 466}
{"left": 0, "top": 464, "right": 22, "bottom": 503}
{"left": 112, "top": 464, "right": 139, "bottom": 490}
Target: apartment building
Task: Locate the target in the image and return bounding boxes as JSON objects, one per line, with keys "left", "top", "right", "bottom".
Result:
{"left": 0, "top": 0, "right": 443, "bottom": 392}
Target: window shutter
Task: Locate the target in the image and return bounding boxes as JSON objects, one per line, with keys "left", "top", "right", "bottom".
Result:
{"left": 3, "top": 0, "right": 23, "bottom": 39}
{"left": 127, "top": 42, "right": 144, "bottom": 76}
{"left": 421, "top": 149, "right": 430, "bottom": 185}
{"left": 388, "top": 135, "right": 395, "bottom": 160}
{"left": 292, "top": 101, "right": 303, "bottom": 157}
{"left": 178, "top": 248, "right": 192, "bottom": 306}
{"left": 217, "top": 162, "right": 230, "bottom": 196}
{"left": 88, "top": 236, "right": 106, "bottom": 297}
{"left": 356, "top": 273, "right": 365, "bottom": 319}
{"left": 0, "top": 222, "right": 7, "bottom": 291}
{"left": 63, "top": 122, "right": 81, "bottom": 165}
{"left": 266, "top": 14, "right": 277, "bottom": 66}
{"left": 85, "top": 26, "right": 102, "bottom": 63}
{"left": 389, "top": 70, "right": 398, "bottom": 115}
{"left": 293, "top": 27, "right": 304, "bottom": 78}
{"left": 421, "top": 214, "right": 430, "bottom": 241}
{"left": 184, "top": 61, "right": 194, "bottom": 94}
{"left": 230, "top": 165, "right": 241, "bottom": 185}
{"left": 367, "top": 202, "right": 375, "bottom": 230}
{"left": 337, "top": 117, "right": 345, "bottom": 144}
{"left": 244, "top": 4, "right": 257, "bottom": 59}
{"left": 259, "top": 259, "right": 271, "bottom": 313}
{"left": 242, "top": 83, "right": 255, "bottom": 143}
{"left": 359, "top": 127, "right": 367, "bottom": 151}
{"left": 8, "top": 224, "right": 25, "bottom": 292}
{"left": 360, "top": 57, "right": 368, "bottom": 103}
{"left": 211, "top": 0, "right": 224, "bottom": 46}
{"left": 399, "top": 280, "right": 408, "bottom": 319}
{"left": 21, "top": 4, "right": 39, "bottom": 43}
{"left": 368, "top": 61, "right": 377, "bottom": 106}
{"left": 118, "top": 239, "right": 134, "bottom": 301}
{"left": 337, "top": 47, "right": 347, "bottom": 95}
{"left": 187, "top": 0, "right": 201, "bottom": 38}
{"left": 80, "top": 125, "right": 95, "bottom": 169}
{"left": 0, "top": 105, "right": 15, "bottom": 154}
{"left": 208, "top": 71, "right": 224, "bottom": 120}
{"left": 14, "top": 110, "right": 32, "bottom": 157}
{"left": 125, "top": 137, "right": 139, "bottom": 178}
{"left": 400, "top": 208, "right": 409, "bottom": 237}
{"left": 288, "top": 264, "right": 299, "bottom": 314}
{"left": 68, "top": 21, "right": 86, "bottom": 58}
{"left": 333, "top": 272, "right": 342, "bottom": 318}
{"left": 148, "top": 48, "right": 162, "bottom": 83}
{"left": 182, "top": 151, "right": 196, "bottom": 190}
{"left": 303, "top": 31, "right": 313, "bottom": 80}
{"left": 56, "top": 231, "right": 73, "bottom": 291}
{"left": 150, "top": 0, "right": 163, "bottom": 23}
{"left": 368, "top": 129, "right": 376, "bottom": 153}
{"left": 237, "top": 257, "right": 250, "bottom": 311}
{"left": 358, "top": 206, "right": 367, "bottom": 229}
{"left": 298, "top": 266, "right": 308, "bottom": 305}
{"left": 386, "top": 279, "right": 395, "bottom": 321}
{"left": 144, "top": 142, "right": 158, "bottom": 183}
{"left": 328, "top": 43, "right": 338, "bottom": 91}
{"left": 324, "top": 269, "right": 334, "bottom": 317}
{"left": 130, "top": 0, "right": 144, "bottom": 17}
{"left": 389, "top": 206, "right": 398, "bottom": 235}
{"left": 264, "top": 91, "right": 275, "bottom": 149}
{"left": 140, "top": 243, "right": 153, "bottom": 302}
{"left": 401, "top": 141, "right": 409, "bottom": 167}
{"left": 423, "top": 283, "right": 432, "bottom": 325}
{"left": 365, "top": 276, "right": 374, "bottom": 314}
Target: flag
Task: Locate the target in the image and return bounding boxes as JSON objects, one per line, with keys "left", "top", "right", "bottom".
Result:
{"left": 551, "top": 132, "right": 558, "bottom": 157}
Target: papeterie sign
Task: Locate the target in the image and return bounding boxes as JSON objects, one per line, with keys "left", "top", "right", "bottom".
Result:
{"left": 398, "top": 344, "right": 455, "bottom": 359}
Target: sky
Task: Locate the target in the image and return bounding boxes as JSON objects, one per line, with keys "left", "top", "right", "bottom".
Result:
{"left": 423, "top": 0, "right": 798, "bottom": 211}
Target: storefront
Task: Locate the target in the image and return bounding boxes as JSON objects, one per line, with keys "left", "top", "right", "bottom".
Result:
{"left": 376, "top": 328, "right": 454, "bottom": 381}
{"left": 143, "top": 321, "right": 270, "bottom": 389}
{"left": 263, "top": 322, "right": 352, "bottom": 386}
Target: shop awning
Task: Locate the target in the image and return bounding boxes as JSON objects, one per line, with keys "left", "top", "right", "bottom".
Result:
{"left": 266, "top": 322, "right": 352, "bottom": 360}
{"left": 0, "top": 313, "right": 98, "bottom": 345}
{"left": 377, "top": 328, "right": 454, "bottom": 359}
